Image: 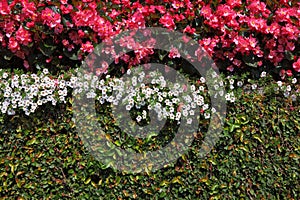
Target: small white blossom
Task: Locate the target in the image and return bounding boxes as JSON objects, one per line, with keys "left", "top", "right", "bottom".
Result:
{"left": 237, "top": 81, "right": 243, "bottom": 87}
{"left": 277, "top": 81, "right": 283, "bottom": 87}
{"left": 204, "top": 112, "right": 210, "bottom": 119}
{"left": 260, "top": 71, "right": 266, "bottom": 78}
{"left": 251, "top": 84, "right": 257, "bottom": 90}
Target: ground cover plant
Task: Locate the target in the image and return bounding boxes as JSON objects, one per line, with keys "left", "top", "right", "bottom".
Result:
{"left": 0, "top": 0, "right": 300, "bottom": 199}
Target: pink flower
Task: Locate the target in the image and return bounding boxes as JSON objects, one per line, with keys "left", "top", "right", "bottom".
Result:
{"left": 293, "top": 58, "right": 300, "bottom": 72}
{"left": 286, "top": 70, "right": 293, "bottom": 77}
{"left": 183, "top": 26, "right": 196, "bottom": 34}
{"left": 168, "top": 46, "right": 180, "bottom": 58}
{"left": 227, "top": 65, "right": 234, "bottom": 72}
{"left": 8, "top": 37, "right": 20, "bottom": 52}
{"left": 201, "top": 5, "right": 212, "bottom": 18}
{"left": 226, "top": 0, "right": 242, "bottom": 8}
{"left": 60, "top": 4, "right": 73, "bottom": 14}
{"left": 286, "top": 42, "right": 295, "bottom": 51}
{"left": 0, "top": 1, "right": 9, "bottom": 15}
{"left": 172, "top": 1, "right": 184, "bottom": 9}
{"left": 159, "top": 13, "right": 175, "bottom": 30}
{"left": 41, "top": 7, "right": 61, "bottom": 28}
{"left": 23, "top": 60, "right": 29, "bottom": 69}
{"left": 16, "top": 26, "right": 32, "bottom": 46}
{"left": 21, "top": 1, "right": 37, "bottom": 21}
{"left": 126, "top": 11, "right": 145, "bottom": 29}
{"left": 96, "top": 61, "right": 109, "bottom": 75}
{"left": 80, "top": 41, "right": 94, "bottom": 53}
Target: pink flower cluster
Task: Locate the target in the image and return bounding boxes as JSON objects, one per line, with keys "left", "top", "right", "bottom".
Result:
{"left": 0, "top": 0, "right": 299, "bottom": 76}
{"left": 199, "top": 0, "right": 300, "bottom": 74}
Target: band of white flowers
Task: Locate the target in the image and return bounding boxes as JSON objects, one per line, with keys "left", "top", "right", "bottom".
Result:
{"left": 0, "top": 68, "right": 298, "bottom": 117}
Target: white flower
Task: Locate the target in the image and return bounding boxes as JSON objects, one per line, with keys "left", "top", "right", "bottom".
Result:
{"left": 190, "top": 85, "right": 196, "bottom": 91}
{"left": 277, "top": 81, "right": 282, "bottom": 87}
{"left": 175, "top": 112, "right": 181, "bottom": 120}
{"left": 225, "top": 93, "right": 231, "bottom": 101}
{"left": 191, "top": 102, "right": 196, "bottom": 108}
{"left": 7, "top": 108, "right": 15, "bottom": 116}
{"left": 212, "top": 71, "right": 217, "bottom": 78}
{"left": 237, "top": 81, "right": 243, "bottom": 87}
{"left": 43, "top": 68, "right": 49, "bottom": 74}
{"left": 292, "top": 78, "right": 297, "bottom": 84}
{"left": 291, "top": 94, "right": 296, "bottom": 101}
{"left": 187, "top": 118, "right": 192, "bottom": 124}
{"left": 189, "top": 110, "right": 195, "bottom": 116}
{"left": 230, "top": 96, "right": 236, "bottom": 102}
{"left": 174, "top": 83, "right": 180, "bottom": 89}
{"left": 229, "top": 79, "right": 235, "bottom": 85}
{"left": 251, "top": 84, "right": 257, "bottom": 90}
{"left": 260, "top": 71, "right": 266, "bottom": 78}
{"left": 169, "top": 113, "right": 175, "bottom": 120}
{"left": 219, "top": 90, "right": 224, "bottom": 96}
{"left": 2, "top": 72, "right": 8, "bottom": 79}
{"left": 211, "top": 107, "right": 216, "bottom": 113}
{"left": 204, "top": 112, "right": 210, "bottom": 119}
{"left": 182, "top": 110, "right": 188, "bottom": 117}
{"left": 142, "top": 110, "right": 147, "bottom": 119}
{"left": 286, "top": 85, "right": 291, "bottom": 92}
{"left": 200, "top": 77, "right": 206, "bottom": 83}
{"left": 199, "top": 86, "right": 204, "bottom": 91}
{"left": 284, "top": 91, "right": 290, "bottom": 97}
{"left": 202, "top": 104, "right": 209, "bottom": 110}
{"left": 37, "top": 100, "right": 43, "bottom": 105}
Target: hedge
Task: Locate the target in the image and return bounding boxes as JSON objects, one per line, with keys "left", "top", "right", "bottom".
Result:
{"left": 0, "top": 75, "right": 299, "bottom": 199}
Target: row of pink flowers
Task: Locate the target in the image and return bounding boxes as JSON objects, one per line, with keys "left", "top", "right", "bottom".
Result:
{"left": 0, "top": 0, "right": 299, "bottom": 74}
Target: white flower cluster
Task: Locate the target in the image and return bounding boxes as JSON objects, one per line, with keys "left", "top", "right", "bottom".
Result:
{"left": 73, "top": 69, "right": 218, "bottom": 124}
{"left": 0, "top": 69, "right": 75, "bottom": 115}
{"left": 1, "top": 69, "right": 297, "bottom": 117}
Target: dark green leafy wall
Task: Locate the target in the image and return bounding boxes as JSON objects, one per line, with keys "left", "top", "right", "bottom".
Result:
{"left": 0, "top": 85, "right": 299, "bottom": 199}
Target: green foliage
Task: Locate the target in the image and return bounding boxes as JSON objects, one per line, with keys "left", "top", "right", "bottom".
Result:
{"left": 0, "top": 79, "right": 299, "bottom": 199}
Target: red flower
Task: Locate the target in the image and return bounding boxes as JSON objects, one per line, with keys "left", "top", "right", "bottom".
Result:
{"left": 293, "top": 58, "right": 300, "bottom": 72}
{"left": 159, "top": 13, "right": 175, "bottom": 30}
